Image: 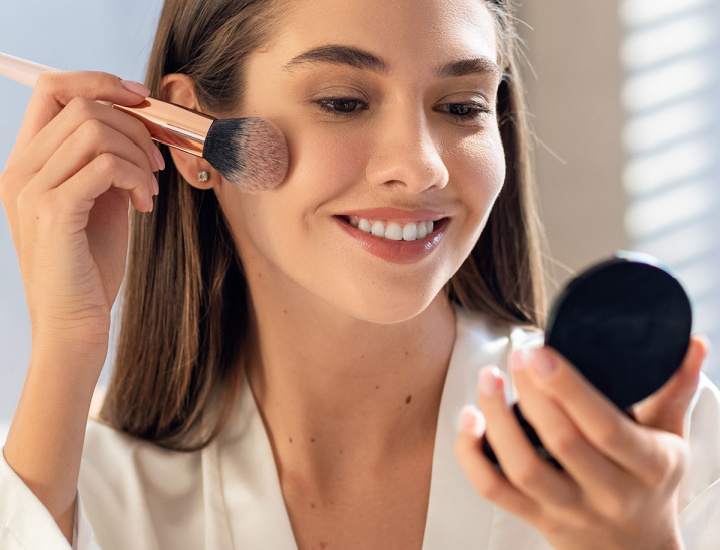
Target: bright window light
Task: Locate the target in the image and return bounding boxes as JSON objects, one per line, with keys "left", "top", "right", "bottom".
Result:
{"left": 620, "top": 0, "right": 720, "bottom": 381}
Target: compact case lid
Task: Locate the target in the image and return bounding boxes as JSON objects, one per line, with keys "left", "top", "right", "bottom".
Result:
{"left": 544, "top": 252, "right": 693, "bottom": 409}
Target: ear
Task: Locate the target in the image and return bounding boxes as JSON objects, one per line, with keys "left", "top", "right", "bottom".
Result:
{"left": 160, "top": 74, "right": 217, "bottom": 190}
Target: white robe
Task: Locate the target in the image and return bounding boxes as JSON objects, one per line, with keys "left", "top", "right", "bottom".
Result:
{"left": 2, "top": 308, "right": 720, "bottom": 549}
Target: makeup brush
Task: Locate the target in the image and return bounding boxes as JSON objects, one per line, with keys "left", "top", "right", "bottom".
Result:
{"left": 0, "top": 52, "right": 289, "bottom": 192}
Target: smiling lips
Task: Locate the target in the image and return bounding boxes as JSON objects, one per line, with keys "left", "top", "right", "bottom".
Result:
{"left": 348, "top": 216, "right": 435, "bottom": 242}
{"left": 335, "top": 209, "right": 449, "bottom": 264}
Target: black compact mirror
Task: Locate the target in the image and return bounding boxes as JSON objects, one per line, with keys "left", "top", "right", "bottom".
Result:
{"left": 482, "top": 251, "right": 693, "bottom": 470}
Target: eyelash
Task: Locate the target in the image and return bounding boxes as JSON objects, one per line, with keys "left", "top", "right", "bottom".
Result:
{"left": 316, "top": 98, "right": 370, "bottom": 117}
{"left": 437, "top": 102, "right": 493, "bottom": 124}
{"left": 314, "top": 98, "right": 493, "bottom": 125}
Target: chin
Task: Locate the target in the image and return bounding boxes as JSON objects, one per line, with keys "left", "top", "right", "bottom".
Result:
{"left": 329, "top": 277, "right": 447, "bottom": 325}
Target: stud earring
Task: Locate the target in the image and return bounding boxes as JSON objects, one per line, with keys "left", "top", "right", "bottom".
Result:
{"left": 198, "top": 170, "right": 210, "bottom": 183}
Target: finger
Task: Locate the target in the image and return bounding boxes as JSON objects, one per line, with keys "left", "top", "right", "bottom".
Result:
{"left": 454, "top": 404, "right": 540, "bottom": 524}
{"left": 21, "top": 97, "right": 163, "bottom": 178}
{"left": 14, "top": 153, "right": 151, "bottom": 286}
{"left": 49, "top": 153, "right": 156, "bottom": 219}
{"left": 477, "top": 366, "right": 579, "bottom": 507}
{"left": 11, "top": 70, "right": 150, "bottom": 156}
{"left": 634, "top": 335, "right": 708, "bottom": 436}
{"left": 511, "top": 351, "right": 638, "bottom": 510}
{"left": 524, "top": 347, "right": 681, "bottom": 483}
{"left": 28, "top": 118, "right": 157, "bottom": 202}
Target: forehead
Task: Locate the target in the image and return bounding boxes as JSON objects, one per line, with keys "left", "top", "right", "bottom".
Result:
{"left": 263, "top": 0, "right": 498, "bottom": 71}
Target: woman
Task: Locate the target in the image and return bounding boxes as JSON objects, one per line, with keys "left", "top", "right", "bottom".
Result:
{"left": 1, "top": 0, "right": 719, "bottom": 548}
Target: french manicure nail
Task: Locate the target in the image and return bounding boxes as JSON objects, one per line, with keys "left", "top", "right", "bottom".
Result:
{"left": 459, "top": 405, "right": 477, "bottom": 432}
{"left": 152, "top": 175, "right": 159, "bottom": 196}
{"left": 121, "top": 79, "right": 151, "bottom": 97}
{"left": 479, "top": 367, "right": 502, "bottom": 396}
{"left": 460, "top": 405, "right": 487, "bottom": 437}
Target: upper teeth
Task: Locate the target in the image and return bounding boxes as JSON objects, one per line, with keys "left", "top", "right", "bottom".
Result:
{"left": 348, "top": 217, "right": 435, "bottom": 241}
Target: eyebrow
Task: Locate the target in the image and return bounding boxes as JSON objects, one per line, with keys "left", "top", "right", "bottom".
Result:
{"left": 434, "top": 57, "right": 503, "bottom": 79}
{"left": 284, "top": 45, "right": 388, "bottom": 73}
{"left": 284, "top": 44, "right": 502, "bottom": 79}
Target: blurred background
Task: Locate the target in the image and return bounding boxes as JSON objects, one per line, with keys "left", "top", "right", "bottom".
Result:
{"left": 1, "top": 0, "right": 719, "bottom": 440}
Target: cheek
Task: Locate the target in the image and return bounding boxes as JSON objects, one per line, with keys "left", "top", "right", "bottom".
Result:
{"left": 216, "top": 124, "right": 372, "bottom": 264}
{"left": 282, "top": 124, "right": 369, "bottom": 199}
{"left": 447, "top": 131, "right": 507, "bottom": 225}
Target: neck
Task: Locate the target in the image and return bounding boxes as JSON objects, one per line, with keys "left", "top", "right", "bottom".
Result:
{"left": 244, "top": 271, "right": 456, "bottom": 487}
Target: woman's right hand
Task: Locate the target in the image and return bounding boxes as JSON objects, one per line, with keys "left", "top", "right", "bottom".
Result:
{"left": 0, "top": 70, "right": 162, "bottom": 371}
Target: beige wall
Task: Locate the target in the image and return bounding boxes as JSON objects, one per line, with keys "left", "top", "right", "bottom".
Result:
{"left": 517, "top": 2, "right": 628, "bottom": 298}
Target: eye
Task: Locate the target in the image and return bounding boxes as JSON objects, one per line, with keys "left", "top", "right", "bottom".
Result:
{"left": 315, "top": 98, "right": 369, "bottom": 117}
{"left": 448, "top": 104, "right": 473, "bottom": 116}
{"left": 436, "top": 102, "right": 493, "bottom": 125}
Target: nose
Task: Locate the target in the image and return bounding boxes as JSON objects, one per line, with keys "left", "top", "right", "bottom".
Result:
{"left": 364, "top": 107, "right": 449, "bottom": 193}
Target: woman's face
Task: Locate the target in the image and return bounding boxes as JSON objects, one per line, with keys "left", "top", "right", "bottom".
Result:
{"left": 215, "top": 0, "right": 506, "bottom": 323}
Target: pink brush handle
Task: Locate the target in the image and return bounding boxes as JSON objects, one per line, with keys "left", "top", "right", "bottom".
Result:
{"left": 0, "top": 51, "right": 113, "bottom": 108}
{"left": 0, "top": 52, "right": 54, "bottom": 87}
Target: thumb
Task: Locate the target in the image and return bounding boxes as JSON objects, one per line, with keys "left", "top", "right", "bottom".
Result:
{"left": 634, "top": 335, "right": 709, "bottom": 437}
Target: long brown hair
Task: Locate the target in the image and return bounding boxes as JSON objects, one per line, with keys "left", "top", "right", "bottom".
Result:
{"left": 449, "top": 1, "right": 546, "bottom": 325}
{"left": 100, "top": 0, "right": 546, "bottom": 451}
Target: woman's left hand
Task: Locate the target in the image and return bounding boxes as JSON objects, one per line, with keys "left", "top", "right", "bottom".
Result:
{"left": 455, "top": 335, "right": 709, "bottom": 550}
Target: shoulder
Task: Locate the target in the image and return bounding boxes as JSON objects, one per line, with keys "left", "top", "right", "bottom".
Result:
{"left": 80, "top": 388, "right": 204, "bottom": 512}
{"left": 78, "top": 387, "right": 207, "bottom": 546}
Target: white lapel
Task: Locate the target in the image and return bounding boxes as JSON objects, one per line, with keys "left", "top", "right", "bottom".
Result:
{"left": 211, "top": 379, "right": 299, "bottom": 549}
{"left": 422, "top": 307, "right": 514, "bottom": 550}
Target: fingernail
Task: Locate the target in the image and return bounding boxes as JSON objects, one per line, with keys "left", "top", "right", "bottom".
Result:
{"left": 153, "top": 146, "right": 165, "bottom": 171}
{"left": 152, "top": 175, "right": 159, "bottom": 196}
{"left": 459, "top": 405, "right": 476, "bottom": 432}
{"left": 121, "top": 79, "right": 151, "bottom": 97}
{"left": 479, "top": 366, "right": 502, "bottom": 396}
{"left": 459, "top": 405, "right": 486, "bottom": 436}
{"left": 531, "top": 349, "right": 556, "bottom": 378}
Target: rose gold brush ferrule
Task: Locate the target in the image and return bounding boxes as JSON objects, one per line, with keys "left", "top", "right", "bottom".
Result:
{"left": 113, "top": 99, "right": 214, "bottom": 157}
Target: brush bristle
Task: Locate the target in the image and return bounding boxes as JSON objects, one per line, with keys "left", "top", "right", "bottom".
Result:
{"left": 203, "top": 117, "right": 289, "bottom": 192}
